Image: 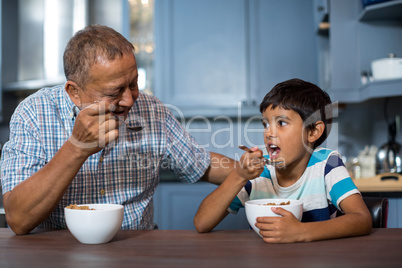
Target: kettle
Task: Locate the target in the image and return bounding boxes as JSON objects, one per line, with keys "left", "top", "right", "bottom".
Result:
{"left": 376, "top": 117, "right": 402, "bottom": 174}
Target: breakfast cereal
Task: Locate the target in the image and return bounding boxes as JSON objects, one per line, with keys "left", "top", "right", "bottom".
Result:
{"left": 260, "top": 201, "right": 291, "bottom": 206}
{"left": 66, "top": 204, "right": 95, "bottom": 210}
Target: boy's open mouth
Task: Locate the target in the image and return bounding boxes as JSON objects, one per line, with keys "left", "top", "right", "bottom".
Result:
{"left": 268, "top": 144, "right": 281, "bottom": 160}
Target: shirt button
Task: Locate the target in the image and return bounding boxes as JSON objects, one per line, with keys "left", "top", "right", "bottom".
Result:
{"left": 99, "top": 157, "right": 104, "bottom": 163}
{"left": 100, "top": 189, "right": 106, "bottom": 195}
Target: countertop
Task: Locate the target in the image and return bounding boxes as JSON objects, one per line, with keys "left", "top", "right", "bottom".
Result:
{"left": 1, "top": 228, "right": 402, "bottom": 267}
{"left": 353, "top": 173, "right": 402, "bottom": 196}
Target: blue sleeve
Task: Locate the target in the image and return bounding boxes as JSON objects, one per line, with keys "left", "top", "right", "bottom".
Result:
{"left": 229, "top": 196, "right": 244, "bottom": 213}
{"left": 228, "top": 180, "right": 254, "bottom": 213}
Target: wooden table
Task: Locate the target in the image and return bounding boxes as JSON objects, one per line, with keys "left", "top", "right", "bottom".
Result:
{"left": 1, "top": 228, "right": 402, "bottom": 268}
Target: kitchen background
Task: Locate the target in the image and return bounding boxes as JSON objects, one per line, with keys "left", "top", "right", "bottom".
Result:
{"left": 1, "top": 0, "right": 402, "bottom": 229}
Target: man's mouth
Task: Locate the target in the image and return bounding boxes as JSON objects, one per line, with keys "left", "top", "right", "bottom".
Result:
{"left": 113, "top": 110, "right": 129, "bottom": 119}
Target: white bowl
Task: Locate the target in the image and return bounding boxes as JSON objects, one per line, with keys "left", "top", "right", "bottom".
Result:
{"left": 64, "top": 204, "right": 124, "bottom": 244}
{"left": 245, "top": 199, "right": 303, "bottom": 236}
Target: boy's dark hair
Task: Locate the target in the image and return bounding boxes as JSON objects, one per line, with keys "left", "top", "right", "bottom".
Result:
{"left": 259, "top": 78, "right": 332, "bottom": 148}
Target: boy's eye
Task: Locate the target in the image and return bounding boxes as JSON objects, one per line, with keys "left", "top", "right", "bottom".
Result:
{"left": 278, "top": 120, "right": 288, "bottom": 127}
{"left": 261, "top": 119, "right": 269, "bottom": 128}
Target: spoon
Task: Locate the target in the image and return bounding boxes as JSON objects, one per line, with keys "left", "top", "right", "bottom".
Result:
{"left": 113, "top": 114, "right": 143, "bottom": 132}
{"left": 79, "top": 102, "right": 143, "bottom": 132}
{"left": 238, "top": 145, "right": 282, "bottom": 166}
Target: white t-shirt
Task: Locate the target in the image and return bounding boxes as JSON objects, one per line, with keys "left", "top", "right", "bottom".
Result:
{"left": 229, "top": 148, "right": 360, "bottom": 222}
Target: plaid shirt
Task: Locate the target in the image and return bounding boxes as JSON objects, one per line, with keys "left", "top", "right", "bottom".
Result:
{"left": 0, "top": 85, "right": 210, "bottom": 229}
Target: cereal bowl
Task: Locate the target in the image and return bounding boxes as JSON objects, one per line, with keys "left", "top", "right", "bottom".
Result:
{"left": 64, "top": 204, "right": 124, "bottom": 244}
{"left": 245, "top": 199, "right": 303, "bottom": 236}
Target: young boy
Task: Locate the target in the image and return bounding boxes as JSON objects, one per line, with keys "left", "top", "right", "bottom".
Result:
{"left": 194, "top": 78, "right": 372, "bottom": 243}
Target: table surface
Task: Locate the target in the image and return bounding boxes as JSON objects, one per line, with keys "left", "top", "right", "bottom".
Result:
{"left": 1, "top": 228, "right": 402, "bottom": 268}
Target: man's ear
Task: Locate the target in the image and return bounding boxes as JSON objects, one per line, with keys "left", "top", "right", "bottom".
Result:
{"left": 308, "top": 121, "right": 325, "bottom": 144}
{"left": 65, "top": 81, "right": 81, "bottom": 107}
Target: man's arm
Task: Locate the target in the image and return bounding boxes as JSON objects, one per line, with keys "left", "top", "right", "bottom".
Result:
{"left": 3, "top": 102, "right": 119, "bottom": 235}
{"left": 3, "top": 141, "right": 89, "bottom": 235}
{"left": 200, "top": 152, "right": 237, "bottom": 184}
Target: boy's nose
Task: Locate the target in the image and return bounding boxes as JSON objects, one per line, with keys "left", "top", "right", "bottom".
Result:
{"left": 265, "top": 126, "right": 276, "bottom": 138}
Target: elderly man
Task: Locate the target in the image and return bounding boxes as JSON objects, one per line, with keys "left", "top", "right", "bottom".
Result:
{"left": 0, "top": 25, "right": 235, "bottom": 235}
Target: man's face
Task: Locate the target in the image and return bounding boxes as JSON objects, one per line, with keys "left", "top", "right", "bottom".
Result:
{"left": 76, "top": 53, "right": 139, "bottom": 118}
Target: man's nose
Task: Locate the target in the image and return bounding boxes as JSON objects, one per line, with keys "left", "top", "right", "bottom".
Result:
{"left": 119, "top": 88, "right": 136, "bottom": 107}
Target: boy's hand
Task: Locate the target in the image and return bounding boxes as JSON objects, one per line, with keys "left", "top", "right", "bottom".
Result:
{"left": 255, "top": 207, "right": 304, "bottom": 243}
{"left": 236, "top": 147, "right": 265, "bottom": 181}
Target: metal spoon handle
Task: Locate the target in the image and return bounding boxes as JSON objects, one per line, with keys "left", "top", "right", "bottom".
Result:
{"left": 238, "top": 145, "right": 252, "bottom": 152}
{"left": 238, "top": 145, "right": 270, "bottom": 165}
{"left": 113, "top": 114, "right": 143, "bottom": 132}
{"left": 78, "top": 101, "right": 143, "bottom": 132}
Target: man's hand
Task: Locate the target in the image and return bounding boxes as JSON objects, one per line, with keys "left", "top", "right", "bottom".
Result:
{"left": 69, "top": 102, "right": 120, "bottom": 156}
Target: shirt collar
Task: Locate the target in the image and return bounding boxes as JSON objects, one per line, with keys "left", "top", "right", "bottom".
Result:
{"left": 61, "top": 85, "right": 79, "bottom": 120}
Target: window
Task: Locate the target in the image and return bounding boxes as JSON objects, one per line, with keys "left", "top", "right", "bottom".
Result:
{"left": 129, "top": 0, "right": 154, "bottom": 95}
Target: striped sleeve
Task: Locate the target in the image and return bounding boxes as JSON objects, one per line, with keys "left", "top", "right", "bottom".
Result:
{"left": 325, "top": 154, "right": 360, "bottom": 211}
{"left": 228, "top": 196, "right": 244, "bottom": 214}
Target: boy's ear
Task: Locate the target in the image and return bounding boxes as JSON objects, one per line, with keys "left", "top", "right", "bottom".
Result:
{"left": 308, "top": 121, "right": 325, "bottom": 143}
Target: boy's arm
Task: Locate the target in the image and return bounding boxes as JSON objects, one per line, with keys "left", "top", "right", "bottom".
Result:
{"left": 194, "top": 148, "right": 265, "bottom": 233}
{"left": 194, "top": 170, "right": 247, "bottom": 233}
{"left": 255, "top": 193, "right": 372, "bottom": 243}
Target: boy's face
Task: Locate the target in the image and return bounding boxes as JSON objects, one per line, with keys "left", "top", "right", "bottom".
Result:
{"left": 262, "top": 105, "right": 312, "bottom": 171}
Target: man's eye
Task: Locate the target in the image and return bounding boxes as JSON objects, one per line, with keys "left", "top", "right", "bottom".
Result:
{"left": 109, "top": 93, "right": 120, "bottom": 98}
{"left": 130, "top": 84, "right": 138, "bottom": 91}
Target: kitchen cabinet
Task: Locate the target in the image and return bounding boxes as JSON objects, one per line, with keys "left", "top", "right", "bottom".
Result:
{"left": 154, "top": 0, "right": 318, "bottom": 117}
{"left": 154, "top": 0, "right": 249, "bottom": 117}
{"left": 387, "top": 198, "right": 402, "bottom": 228}
{"left": 248, "top": 0, "right": 318, "bottom": 107}
{"left": 319, "top": 0, "right": 402, "bottom": 103}
{"left": 0, "top": 208, "right": 6, "bottom": 228}
{"left": 153, "top": 182, "right": 249, "bottom": 230}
